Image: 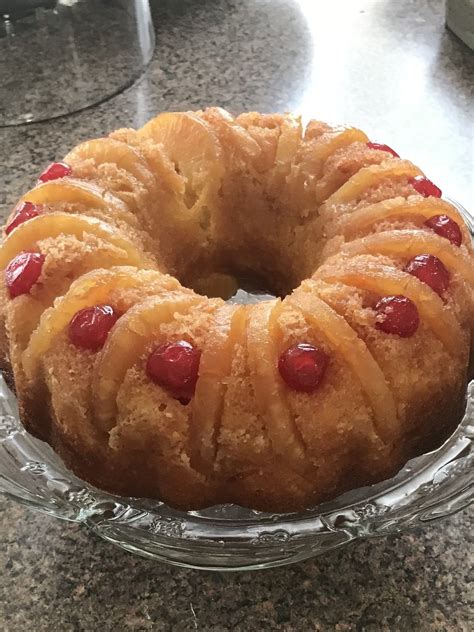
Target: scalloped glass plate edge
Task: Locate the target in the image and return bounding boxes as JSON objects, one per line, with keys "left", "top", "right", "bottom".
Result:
{"left": 0, "top": 377, "right": 472, "bottom": 570}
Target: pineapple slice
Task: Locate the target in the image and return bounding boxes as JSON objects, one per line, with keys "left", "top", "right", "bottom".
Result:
{"left": 0, "top": 212, "right": 153, "bottom": 271}
{"left": 16, "top": 179, "right": 138, "bottom": 228}
{"left": 6, "top": 296, "right": 47, "bottom": 358}
{"left": 324, "top": 160, "right": 422, "bottom": 208}
{"left": 335, "top": 196, "right": 469, "bottom": 242}
{"left": 197, "top": 107, "right": 261, "bottom": 160}
{"left": 268, "top": 113, "right": 303, "bottom": 190}
{"left": 110, "top": 127, "right": 185, "bottom": 201}
{"left": 275, "top": 114, "right": 303, "bottom": 167}
{"left": 22, "top": 267, "right": 180, "bottom": 380}
{"left": 138, "top": 112, "right": 225, "bottom": 216}
{"left": 335, "top": 230, "right": 474, "bottom": 288}
{"left": 317, "top": 260, "right": 463, "bottom": 355}
{"left": 93, "top": 293, "right": 203, "bottom": 432}
{"left": 311, "top": 127, "right": 369, "bottom": 166}
{"left": 246, "top": 300, "right": 308, "bottom": 475}
{"left": 64, "top": 138, "right": 156, "bottom": 189}
{"left": 191, "top": 304, "right": 246, "bottom": 471}
{"left": 288, "top": 126, "right": 369, "bottom": 207}
{"left": 234, "top": 112, "right": 285, "bottom": 172}
{"left": 293, "top": 126, "right": 369, "bottom": 174}
{"left": 288, "top": 281, "right": 399, "bottom": 443}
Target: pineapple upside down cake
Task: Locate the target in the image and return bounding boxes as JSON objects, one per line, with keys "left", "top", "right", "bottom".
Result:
{"left": 1, "top": 108, "right": 472, "bottom": 512}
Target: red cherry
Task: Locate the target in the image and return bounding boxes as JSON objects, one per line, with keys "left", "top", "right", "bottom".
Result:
{"left": 424, "top": 215, "right": 462, "bottom": 247}
{"left": 5, "top": 202, "right": 42, "bottom": 236}
{"left": 5, "top": 252, "right": 45, "bottom": 298}
{"left": 366, "top": 142, "right": 400, "bottom": 158}
{"left": 38, "top": 162, "right": 72, "bottom": 183}
{"left": 68, "top": 305, "right": 119, "bottom": 351}
{"left": 409, "top": 176, "right": 442, "bottom": 198}
{"left": 404, "top": 254, "right": 450, "bottom": 296}
{"left": 278, "top": 343, "right": 328, "bottom": 393}
{"left": 68, "top": 305, "right": 120, "bottom": 351}
{"left": 375, "top": 295, "right": 419, "bottom": 338}
{"left": 146, "top": 340, "right": 201, "bottom": 403}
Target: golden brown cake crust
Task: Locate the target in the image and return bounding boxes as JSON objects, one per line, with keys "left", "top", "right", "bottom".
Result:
{"left": 1, "top": 109, "right": 472, "bottom": 512}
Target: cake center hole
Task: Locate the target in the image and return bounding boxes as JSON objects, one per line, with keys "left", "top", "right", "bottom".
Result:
{"left": 190, "top": 272, "right": 277, "bottom": 303}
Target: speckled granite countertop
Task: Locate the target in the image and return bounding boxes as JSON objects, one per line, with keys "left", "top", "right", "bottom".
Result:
{"left": 0, "top": 1, "right": 473, "bottom": 630}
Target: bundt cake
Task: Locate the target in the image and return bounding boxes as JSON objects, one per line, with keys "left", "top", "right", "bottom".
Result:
{"left": 1, "top": 108, "right": 472, "bottom": 512}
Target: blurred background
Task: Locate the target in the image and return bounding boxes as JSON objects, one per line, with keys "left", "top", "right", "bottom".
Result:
{"left": 1, "top": 1, "right": 473, "bottom": 630}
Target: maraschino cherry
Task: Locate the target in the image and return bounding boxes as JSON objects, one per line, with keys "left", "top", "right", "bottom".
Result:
{"left": 146, "top": 340, "right": 201, "bottom": 404}
{"left": 404, "top": 254, "right": 450, "bottom": 296}
{"left": 68, "top": 305, "right": 120, "bottom": 351}
{"left": 5, "top": 202, "right": 42, "bottom": 236}
{"left": 409, "top": 176, "right": 442, "bottom": 198}
{"left": 366, "top": 142, "right": 400, "bottom": 158}
{"left": 38, "top": 162, "right": 72, "bottom": 183}
{"left": 278, "top": 343, "right": 328, "bottom": 393}
{"left": 424, "top": 215, "right": 462, "bottom": 247}
{"left": 5, "top": 252, "right": 45, "bottom": 298}
{"left": 375, "top": 295, "right": 419, "bottom": 338}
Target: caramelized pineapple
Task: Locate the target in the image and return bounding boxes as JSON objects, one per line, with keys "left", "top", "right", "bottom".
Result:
{"left": 197, "top": 107, "right": 261, "bottom": 162}
{"left": 317, "top": 260, "right": 463, "bottom": 354}
{"left": 16, "top": 179, "right": 138, "bottom": 228}
{"left": 0, "top": 213, "right": 154, "bottom": 270}
{"left": 324, "top": 160, "right": 422, "bottom": 208}
{"left": 288, "top": 282, "right": 398, "bottom": 442}
{"left": 191, "top": 304, "right": 246, "bottom": 471}
{"left": 6, "top": 296, "right": 47, "bottom": 359}
{"left": 22, "top": 267, "right": 180, "bottom": 379}
{"left": 268, "top": 113, "right": 303, "bottom": 191}
{"left": 64, "top": 138, "right": 156, "bottom": 189}
{"left": 234, "top": 112, "right": 285, "bottom": 172}
{"left": 336, "top": 230, "right": 474, "bottom": 287}
{"left": 306, "top": 127, "right": 369, "bottom": 171}
{"left": 139, "top": 112, "right": 225, "bottom": 216}
{"left": 288, "top": 280, "right": 398, "bottom": 441}
{"left": 93, "top": 293, "right": 203, "bottom": 431}
{"left": 335, "top": 197, "right": 468, "bottom": 241}
{"left": 287, "top": 126, "right": 369, "bottom": 209}
{"left": 246, "top": 300, "right": 309, "bottom": 475}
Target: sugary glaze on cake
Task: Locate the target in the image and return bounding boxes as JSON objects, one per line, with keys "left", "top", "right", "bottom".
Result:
{"left": 1, "top": 108, "right": 472, "bottom": 512}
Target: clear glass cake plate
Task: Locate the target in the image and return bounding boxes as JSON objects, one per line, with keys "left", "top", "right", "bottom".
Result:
{"left": 0, "top": 200, "right": 473, "bottom": 571}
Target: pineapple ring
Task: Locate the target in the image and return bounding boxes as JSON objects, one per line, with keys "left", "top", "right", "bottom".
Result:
{"left": 64, "top": 138, "right": 156, "bottom": 190}
{"left": 334, "top": 196, "right": 470, "bottom": 242}
{"left": 334, "top": 229, "right": 474, "bottom": 288}
{"left": 0, "top": 212, "right": 154, "bottom": 271}
{"left": 197, "top": 108, "right": 261, "bottom": 159}
{"left": 324, "top": 160, "right": 422, "bottom": 208}
{"left": 293, "top": 127, "right": 368, "bottom": 174}
{"left": 16, "top": 179, "right": 139, "bottom": 228}
{"left": 288, "top": 281, "right": 399, "bottom": 443}
{"left": 247, "top": 300, "right": 309, "bottom": 476}
{"left": 269, "top": 114, "right": 303, "bottom": 189}
{"left": 138, "top": 112, "right": 225, "bottom": 216}
{"left": 317, "top": 260, "right": 464, "bottom": 355}
{"left": 275, "top": 114, "right": 303, "bottom": 167}
{"left": 191, "top": 304, "right": 246, "bottom": 472}
{"left": 22, "top": 267, "right": 180, "bottom": 380}
{"left": 6, "top": 297, "right": 48, "bottom": 357}
{"left": 93, "top": 293, "right": 203, "bottom": 432}
{"left": 288, "top": 127, "right": 369, "bottom": 208}
{"left": 313, "top": 127, "right": 369, "bottom": 167}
